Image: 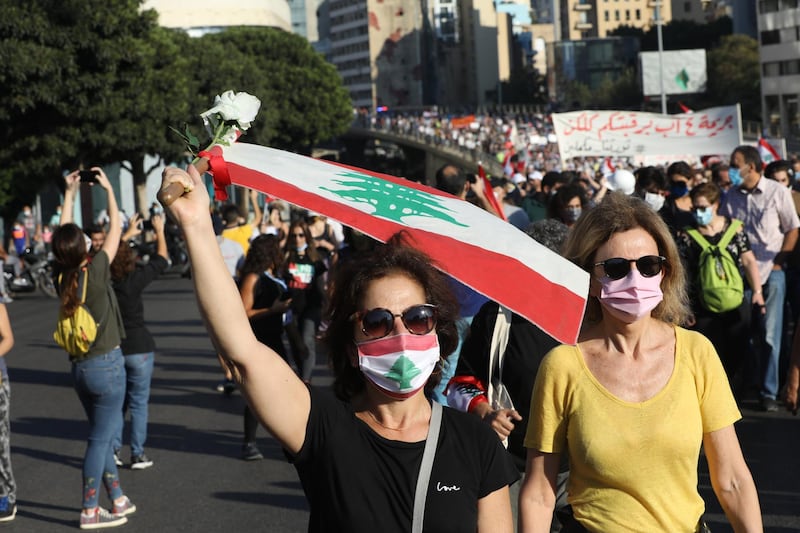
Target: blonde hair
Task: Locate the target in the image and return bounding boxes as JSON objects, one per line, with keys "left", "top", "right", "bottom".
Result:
{"left": 562, "top": 192, "right": 691, "bottom": 325}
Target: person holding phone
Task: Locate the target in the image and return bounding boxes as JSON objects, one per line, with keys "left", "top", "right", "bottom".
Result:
{"left": 53, "top": 168, "right": 137, "bottom": 529}
{"left": 110, "top": 212, "right": 170, "bottom": 470}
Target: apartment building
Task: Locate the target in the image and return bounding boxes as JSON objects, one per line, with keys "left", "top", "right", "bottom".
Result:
{"left": 758, "top": 0, "right": 800, "bottom": 146}
{"left": 558, "top": 0, "right": 672, "bottom": 40}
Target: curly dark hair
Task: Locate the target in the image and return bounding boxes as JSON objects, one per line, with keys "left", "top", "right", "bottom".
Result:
{"left": 240, "top": 234, "right": 284, "bottom": 277}
{"left": 324, "top": 232, "right": 460, "bottom": 401}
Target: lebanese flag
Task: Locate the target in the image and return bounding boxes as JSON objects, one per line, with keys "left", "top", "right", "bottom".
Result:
{"left": 758, "top": 137, "right": 780, "bottom": 165}
{"left": 203, "top": 143, "right": 588, "bottom": 343}
{"left": 477, "top": 163, "right": 507, "bottom": 222}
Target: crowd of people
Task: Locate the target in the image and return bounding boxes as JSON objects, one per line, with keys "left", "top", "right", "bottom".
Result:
{"left": 2, "top": 136, "right": 799, "bottom": 531}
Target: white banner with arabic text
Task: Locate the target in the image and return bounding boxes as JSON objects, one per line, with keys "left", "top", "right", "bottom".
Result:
{"left": 552, "top": 105, "right": 742, "bottom": 160}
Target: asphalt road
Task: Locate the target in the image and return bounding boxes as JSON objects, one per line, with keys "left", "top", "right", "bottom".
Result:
{"left": 3, "top": 276, "right": 800, "bottom": 532}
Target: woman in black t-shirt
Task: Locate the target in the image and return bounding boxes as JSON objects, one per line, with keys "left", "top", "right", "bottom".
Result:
{"left": 238, "top": 234, "right": 291, "bottom": 460}
{"left": 284, "top": 221, "right": 327, "bottom": 384}
{"left": 159, "top": 163, "right": 518, "bottom": 533}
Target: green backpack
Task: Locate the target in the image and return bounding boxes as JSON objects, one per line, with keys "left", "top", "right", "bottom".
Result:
{"left": 686, "top": 220, "right": 744, "bottom": 313}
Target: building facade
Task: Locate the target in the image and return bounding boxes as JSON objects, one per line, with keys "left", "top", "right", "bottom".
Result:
{"left": 558, "top": 0, "right": 673, "bottom": 40}
{"left": 758, "top": 0, "right": 800, "bottom": 148}
{"left": 141, "top": 0, "right": 291, "bottom": 36}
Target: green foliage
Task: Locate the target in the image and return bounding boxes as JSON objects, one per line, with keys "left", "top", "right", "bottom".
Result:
{"left": 0, "top": 7, "right": 353, "bottom": 219}
{"left": 187, "top": 27, "right": 352, "bottom": 153}
{"left": 705, "top": 35, "right": 761, "bottom": 121}
{"left": 609, "top": 16, "right": 733, "bottom": 51}
{"left": 499, "top": 68, "right": 548, "bottom": 105}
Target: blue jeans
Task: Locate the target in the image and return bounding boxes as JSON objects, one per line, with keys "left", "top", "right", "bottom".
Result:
{"left": 761, "top": 269, "right": 786, "bottom": 400}
{"left": 113, "top": 352, "right": 154, "bottom": 458}
{"left": 71, "top": 348, "right": 125, "bottom": 509}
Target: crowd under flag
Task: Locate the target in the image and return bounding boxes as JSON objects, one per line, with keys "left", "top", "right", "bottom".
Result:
{"left": 198, "top": 143, "right": 589, "bottom": 344}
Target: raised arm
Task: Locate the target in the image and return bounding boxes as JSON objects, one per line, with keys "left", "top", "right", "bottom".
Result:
{"left": 160, "top": 165, "right": 310, "bottom": 453}
{"left": 703, "top": 425, "right": 762, "bottom": 532}
{"left": 94, "top": 168, "right": 122, "bottom": 262}
{"left": 60, "top": 171, "right": 81, "bottom": 226}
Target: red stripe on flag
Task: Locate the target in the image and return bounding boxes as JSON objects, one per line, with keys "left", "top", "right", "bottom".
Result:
{"left": 225, "top": 161, "right": 585, "bottom": 343}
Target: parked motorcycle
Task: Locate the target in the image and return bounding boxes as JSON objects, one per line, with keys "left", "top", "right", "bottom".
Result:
{"left": 3, "top": 248, "right": 58, "bottom": 299}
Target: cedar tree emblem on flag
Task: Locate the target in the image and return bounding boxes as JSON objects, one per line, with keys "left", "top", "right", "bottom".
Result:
{"left": 675, "top": 69, "right": 690, "bottom": 90}
{"left": 320, "top": 171, "right": 468, "bottom": 227}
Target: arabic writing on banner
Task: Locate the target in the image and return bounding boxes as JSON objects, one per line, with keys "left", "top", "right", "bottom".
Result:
{"left": 552, "top": 105, "right": 742, "bottom": 160}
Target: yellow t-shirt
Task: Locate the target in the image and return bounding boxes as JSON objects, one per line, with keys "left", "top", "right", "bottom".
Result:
{"left": 524, "top": 326, "right": 740, "bottom": 533}
{"left": 222, "top": 225, "right": 253, "bottom": 256}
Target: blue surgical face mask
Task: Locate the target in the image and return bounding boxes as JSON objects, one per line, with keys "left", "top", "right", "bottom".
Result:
{"left": 729, "top": 167, "right": 743, "bottom": 187}
{"left": 670, "top": 182, "right": 688, "bottom": 198}
{"left": 692, "top": 207, "right": 713, "bottom": 226}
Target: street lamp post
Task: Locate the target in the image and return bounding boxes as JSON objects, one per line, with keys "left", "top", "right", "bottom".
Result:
{"left": 654, "top": 0, "right": 666, "bottom": 115}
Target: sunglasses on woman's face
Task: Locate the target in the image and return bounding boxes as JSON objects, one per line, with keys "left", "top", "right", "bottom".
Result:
{"left": 593, "top": 255, "right": 666, "bottom": 280}
{"left": 352, "top": 304, "right": 438, "bottom": 339}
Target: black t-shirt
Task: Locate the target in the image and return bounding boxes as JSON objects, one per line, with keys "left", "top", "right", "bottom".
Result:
{"left": 285, "top": 255, "right": 327, "bottom": 320}
{"left": 250, "top": 272, "right": 287, "bottom": 355}
{"left": 290, "top": 388, "right": 519, "bottom": 533}
{"left": 113, "top": 255, "right": 169, "bottom": 355}
{"left": 454, "top": 301, "right": 559, "bottom": 468}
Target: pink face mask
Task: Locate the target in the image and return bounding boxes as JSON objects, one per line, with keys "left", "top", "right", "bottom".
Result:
{"left": 598, "top": 269, "right": 664, "bottom": 322}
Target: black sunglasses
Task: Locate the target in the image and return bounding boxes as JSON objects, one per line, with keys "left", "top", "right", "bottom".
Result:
{"left": 352, "top": 304, "right": 438, "bottom": 339}
{"left": 594, "top": 255, "right": 666, "bottom": 280}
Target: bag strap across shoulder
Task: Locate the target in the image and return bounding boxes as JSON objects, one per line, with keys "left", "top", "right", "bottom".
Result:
{"left": 686, "top": 218, "right": 742, "bottom": 250}
{"left": 411, "top": 401, "right": 443, "bottom": 533}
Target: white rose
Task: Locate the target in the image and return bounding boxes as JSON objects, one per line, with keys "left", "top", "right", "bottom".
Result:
{"left": 200, "top": 90, "right": 261, "bottom": 130}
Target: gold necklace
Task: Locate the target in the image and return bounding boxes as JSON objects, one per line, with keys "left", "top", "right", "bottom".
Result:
{"left": 364, "top": 409, "right": 410, "bottom": 431}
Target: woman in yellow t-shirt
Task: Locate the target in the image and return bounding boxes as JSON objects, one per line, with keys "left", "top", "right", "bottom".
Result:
{"left": 519, "top": 192, "right": 762, "bottom": 532}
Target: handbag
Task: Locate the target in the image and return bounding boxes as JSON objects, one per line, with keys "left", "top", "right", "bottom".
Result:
{"left": 488, "top": 305, "right": 514, "bottom": 447}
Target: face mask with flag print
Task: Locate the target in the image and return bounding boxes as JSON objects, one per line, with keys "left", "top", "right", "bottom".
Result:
{"left": 356, "top": 333, "right": 440, "bottom": 399}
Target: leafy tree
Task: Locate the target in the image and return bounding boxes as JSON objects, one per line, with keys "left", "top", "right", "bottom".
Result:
{"left": 705, "top": 34, "right": 761, "bottom": 121}
{"left": 0, "top": 0, "right": 191, "bottom": 219}
{"left": 499, "top": 68, "right": 548, "bottom": 105}
{"left": 187, "top": 27, "right": 353, "bottom": 154}
{"left": 610, "top": 17, "right": 732, "bottom": 52}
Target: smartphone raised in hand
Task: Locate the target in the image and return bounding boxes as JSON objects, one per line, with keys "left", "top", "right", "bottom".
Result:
{"left": 79, "top": 170, "right": 100, "bottom": 183}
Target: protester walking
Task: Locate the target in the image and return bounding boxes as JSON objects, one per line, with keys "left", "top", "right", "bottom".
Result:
{"left": 53, "top": 168, "right": 136, "bottom": 529}
{"left": 159, "top": 164, "right": 519, "bottom": 532}
{"left": 720, "top": 145, "right": 800, "bottom": 412}
{"left": 238, "top": 234, "right": 291, "bottom": 460}
{"left": 676, "top": 182, "right": 763, "bottom": 386}
{"left": 519, "top": 192, "right": 762, "bottom": 532}
{"left": 110, "top": 212, "right": 170, "bottom": 470}
{"left": 284, "top": 221, "right": 327, "bottom": 384}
